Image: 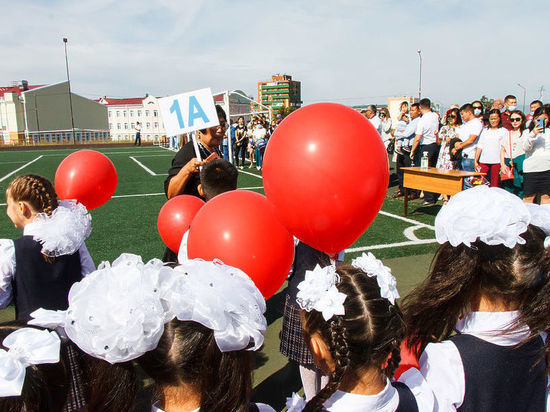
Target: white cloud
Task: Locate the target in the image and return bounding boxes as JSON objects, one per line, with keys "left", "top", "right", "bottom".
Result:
{"left": 2, "top": 0, "right": 548, "bottom": 109}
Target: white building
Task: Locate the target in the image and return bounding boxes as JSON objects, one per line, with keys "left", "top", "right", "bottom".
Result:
{"left": 98, "top": 94, "right": 164, "bottom": 142}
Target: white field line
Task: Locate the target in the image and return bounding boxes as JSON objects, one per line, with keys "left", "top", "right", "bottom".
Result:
{"left": 378, "top": 210, "right": 435, "bottom": 230}
{"left": 239, "top": 169, "right": 263, "bottom": 179}
{"left": 43, "top": 150, "right": 167, "bottom": 157}
{"left": 132, "top": 154, "right": 174, "bottom": 158}
{"left": 129, "top": 156, "right": 168, "bottom": 176}
{"left": 0, "top": 156, "right": 43, "bottom": 182}
{"left": 345, "top": 238, "right": 437, "bottom": 253}
{"left": 1, "top": 160, "right": 37, "bottom": 164}
{"left": 403, "top": 225, "right": 427, "bottom": 241}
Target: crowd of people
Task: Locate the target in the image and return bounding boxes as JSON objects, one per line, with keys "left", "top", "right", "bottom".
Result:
{"left": 364, "top": 96, "right": 550, "bottom": 205}
{"left": 225, "top": 113, "right": 282, "bottom": 170}
{"left": 0, "top": 104, "right": 549, "bottom": 412}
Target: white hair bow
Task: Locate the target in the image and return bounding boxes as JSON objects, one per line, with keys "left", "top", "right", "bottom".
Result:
{"left": 296, "top": 264, "right": 346, "bottom": 321}
{"left": 0, "top": 328, "right": 60, "bottom": 397}
{"left": 286, "top": 392, "right": 306, "bottom": 412}
{"left": 351, "top": 252, "right": 400, "bottom": 304}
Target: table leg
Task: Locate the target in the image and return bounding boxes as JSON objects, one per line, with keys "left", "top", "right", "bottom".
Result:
{"left": 404, "top": 188, "right": 409, "bottom": 217}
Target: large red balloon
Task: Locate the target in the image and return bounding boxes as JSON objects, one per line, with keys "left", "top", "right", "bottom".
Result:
{"left": 158, "top": 195, "right": 205, "bottom": 253}
{"left": 263, "top": 103, "right": 388, "bottom": 254}
{"left": 55, "top": 150, "right": 118, "bottom": 209}
{"left": 187, "top": 190, "right": 294, "bottom": 299}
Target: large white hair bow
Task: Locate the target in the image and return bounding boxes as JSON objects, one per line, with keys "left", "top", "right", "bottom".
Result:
{"left": 0, "top": 328, "right": 60, "bottom": 397}
{"left": 435, "top": 186, "right": 530, "bottom": 248}
{"left": 25, "top": 200, "right": 92, "bottom": 257}
{"left": 29, "top": 253, "right": 267, "bottom": 362}
{"left": 29, "top": 254, "right": 176, "bottom": 363}
{"left": 296, "top": 264, "right": 346, "bottom": 321}
{"left": 171, "top": 259, "right": 267, "bottom": 352}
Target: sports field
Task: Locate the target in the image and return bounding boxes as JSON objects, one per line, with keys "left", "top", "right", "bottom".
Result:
{"left": 0, "top": 144, "right": 439, "bottom": 410}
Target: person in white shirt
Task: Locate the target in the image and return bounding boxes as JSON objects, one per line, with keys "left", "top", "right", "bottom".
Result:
{"left": 290, "top": 254, "right": 434, "bottom": 411}
{"left": 410, "top": 98, "right": 440, "bottom": 205}
{"left": 453, "top": 103, "right": 483, "bottom": 189}
{"left": 402, "top": 186, "right": 550, "bottom": 412}
{"left": 500, "top": 110, "right": 526, "bottom": 198}
{"left": 522, "top": 106, "right": 550, "bottom": 204}
{"left": 134, "top": 121, "right": 142, "bottom": 146}
{"left": 474, "top": 109, "right": 508, "bottom": 187}
{"left": 379, "top": 108, "right": 393, "bottom": 149}
{"left": 364, "top": 105, "right": 382, "bottom": 135}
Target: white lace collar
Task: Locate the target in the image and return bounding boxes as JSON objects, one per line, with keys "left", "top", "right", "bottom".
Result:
{"left": 23, "top": 200, "right": 91, "bottom": 257}
{"left": 455, "top": 311, "right": 530, "bottom": 346}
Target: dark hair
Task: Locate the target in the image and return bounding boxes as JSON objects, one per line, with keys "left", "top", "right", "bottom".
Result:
{"left": 138, "top": 319, "right": 253, "bottom": 412}
{"left": 199, "top": 159, "right": 238, "bottom": 201}
{"left": 460, "top": 103, "right": 473, "bottom": 114}
{"left": 472, "top": 100, "right": 484, "bottom": 115}
{"left": 528, "top": 107, "right": 547, "bottom": 131}
{"left": 505, "top": 95, "right": 517, "bottom": 102}
{"left": 400, "top": 101, "right": 409, "bottom": 108}
{"left": 302, "top": 265, "right": 405, "bottom": 412}
{"left": 410, "top": 103, "right": 420, "bottom": 110}
{"left": 419, "top": 98, "right": 431, "bottom": 109}
{"left": 403, "top": 225, "right": 550, "bottom": 357}
{"left": 366, "top": 104, "right": 377, "bottom": 113}
{"left": 445, "top": 108, "right": 463, "bottom": 126}
{"left": 509, "top": 110, "right": 526, "bottom": 132}
{"left": 531, "top": 100, "right": 543, "bottom": 108}
{"left": 487, "top": 109, "right": 502, "bottom": 128}
{"left": 199, "top": 105, "right": 227, "bottom": 134}
{"left": 0, "top": 322, "right": 68, "bottom": 412}
{"left": 8, "top": 174, "right": 58, "bottom": 216}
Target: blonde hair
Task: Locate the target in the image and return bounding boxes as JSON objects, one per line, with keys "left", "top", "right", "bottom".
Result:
{"left": 7, "top": 175, "right": 58, "bottom": 216}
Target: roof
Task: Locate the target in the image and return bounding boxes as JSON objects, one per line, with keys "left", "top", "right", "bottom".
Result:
{"left": 0, "top": 85, "right": 44, "bottom": 98}
{"left": 99, "top": 97, "right": 146, "bottom": 105}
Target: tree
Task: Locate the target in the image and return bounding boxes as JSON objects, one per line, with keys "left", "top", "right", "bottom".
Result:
{"left": 276, "top": 105, "right": 298, "bottom": 119}
{"left": 480, "top": 95, "right": 494, "bottom": 110}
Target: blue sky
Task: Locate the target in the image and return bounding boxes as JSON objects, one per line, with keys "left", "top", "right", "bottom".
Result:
{"left": 1, "top": 0, "right": 548, "bottom": 109}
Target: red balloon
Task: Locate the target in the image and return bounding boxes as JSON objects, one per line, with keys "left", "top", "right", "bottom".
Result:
{"left": 263, "top": 103, "right": 388, "bottom": 254}
{"left": 55, "top": 150, "right": 118, "bottom": 209}
{"left": 158, "top": 195, "right": 205, "bottom": 253}
{"left": 187, "top": 190, "right": 294, "bottom": 299}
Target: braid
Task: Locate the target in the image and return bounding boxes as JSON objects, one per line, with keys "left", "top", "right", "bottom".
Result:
{"left": 8, "top": 174, "right": 58, "bottom": 215}
{"left": 303, "top": 317, "right": 350, "bottom": 412}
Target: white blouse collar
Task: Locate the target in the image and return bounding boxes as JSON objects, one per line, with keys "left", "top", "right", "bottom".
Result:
{"left": 455, "top": 311, "right": 530, "bottom": 346}
{"left": 323, "top": 378, "right": 397, "bottom": 411}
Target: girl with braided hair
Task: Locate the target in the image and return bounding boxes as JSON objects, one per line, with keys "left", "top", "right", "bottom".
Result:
{"left": 287, "top": 253, "right": 433, "bottom": 412}
{"left": 0, "top": 174, "right": 95, "bottom": 411}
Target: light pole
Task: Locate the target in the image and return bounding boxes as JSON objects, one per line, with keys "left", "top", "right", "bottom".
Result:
{"left": 517, "top": 83, "right": 526, "bottom": 113}
{"left": 63, "top": 37, "right": 76, "bottom": 144}
{"left": 417, "top": 49, "right": 422, "bottom": 100}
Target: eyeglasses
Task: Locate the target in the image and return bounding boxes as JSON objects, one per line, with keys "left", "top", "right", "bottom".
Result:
{"left": 510, "top": 118, "right": 522, "bottom": 122}
{"left": 473, "top": 106, "right": 482, "bottom": 109}
{"left": 447, "top": 115, "right": 457, "bottom": 119}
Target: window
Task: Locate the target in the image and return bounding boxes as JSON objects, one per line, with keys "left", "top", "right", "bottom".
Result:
{"left": 146, "top": 122, "right": 150, "bottom": 129}
{"left": 116, "top": 111, "right": 120, "bottom": 117}
{"left": 109, "top": 123, "right": 113, "bottom": 129}
{"left": 130, "top": 110, "right": 134, "bottom": 117}
{"left": 108, "top": 111, "right": 112, "bottom": 118}
{"left": 117, "top": 123, "right": 121, "bottom": 130}
{"left": 154, "top": 122, "right": 158, "bottom": 128}
{"left": 123, "top": 111, "right": 127, "bottom": 117}
{"left": 137, "top": 110, "right": 141, "bottom": 117}
{"left": 124, "top": 123, "right": 128, "bottom": 129}
{"left": 145, "top": 110, "right": 149, "bottom": 116}
{"left": 131, "top": 123, "right": 135, "bottom": 129}
{"left": 153, "top": 110, "right": 158, "bottom": 117}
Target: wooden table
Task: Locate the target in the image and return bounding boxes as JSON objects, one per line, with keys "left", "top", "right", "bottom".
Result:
{"left": 401, "top": 167, "right": 485, "bottom": 216}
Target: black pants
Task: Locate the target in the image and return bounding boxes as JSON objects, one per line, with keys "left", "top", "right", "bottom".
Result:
{"left": 134, "top": 132, "right": 141, "bottom": 146}
{"left": 401, "top": 150, "right": 419, "bottom": 196}
{"left": 420, "top": 143, "right": 440, "bottom": 203}
{"left": 235, "top": 142, "right": 247, "bottom": 166}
